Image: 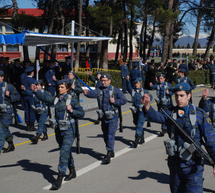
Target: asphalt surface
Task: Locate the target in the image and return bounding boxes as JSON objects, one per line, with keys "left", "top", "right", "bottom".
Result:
{"left": 0, "top": 87, "right": 214, "bottom": 193}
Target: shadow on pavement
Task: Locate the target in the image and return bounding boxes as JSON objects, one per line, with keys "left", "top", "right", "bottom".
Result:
{"left": 128, "top": 170, "right": 169, "bottom": 184}
{"left": 0, "top": 159, "right": 57, "bottom": 184}
{"left": 12, "top": 131, "right": 34, "bottom": 139}
{"left": 203, "top": 188, "right": 215, "bottom": 193}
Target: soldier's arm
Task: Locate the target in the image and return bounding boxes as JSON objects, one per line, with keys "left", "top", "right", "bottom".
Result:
{"left": 68, "top": 99, "right": 85, "bottom": 119}
{"left": 199, "top": 110, "right": 215, "bottom": 162}
{"left": 34, "top": 90, "right": 55, "bottom": 105}
{"left": 84, "top": 89, "right": 98, "bottom": 98}
{"left": 113, "top": 89, "right": 127, "bottom": 106}
{"left": 73, "top": 80, "right": 83, "bottom": 95}
{"left": 7, "top": 84, "right": 21, "bottom": 103}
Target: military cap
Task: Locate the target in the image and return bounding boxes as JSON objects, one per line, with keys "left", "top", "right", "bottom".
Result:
{"left": 0, "top": 70, "right": 4, "bottom": 76}
{"left": 35, "top": 80, "right": 44, "bottom": 85}
{"left": 173, "top": 82, "right": 191, "bottom": 92}
{"left": 156, "top": 73, "right": 166, "bottom": 78}
{"left": 100, "top": 73, "right": 111, "bottom": 79}
{"left": 25, "top": 66, "right": 35, "bottom": 73}
{"left": 57, "top": 79, "right": 69, "bottom": 85}
{"left": 133, "top": 77, "right": 142, "bottom": 83}
{"left": 178, "top": 67, "right": 187, "bottom": 73}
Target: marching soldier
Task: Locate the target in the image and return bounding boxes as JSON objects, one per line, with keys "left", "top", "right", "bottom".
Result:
{"left": 83, "top": 73, "right": 127, "bottom": 164}
{"left": 150, "top": 73, "right": 173, "bottom": 136}
{"left": 29, "top": 80, "right": 50, "bottom": 144}
{"left": 0, "top": 70, "right": 20, "bottom": 153}
{"left": 127, "top": 77, "right": 147, "bottom": 147}
{"left": 142, "top": 82, "right": 215, "bottom": 193}
{"left": 32, "top": 79, "right": 85, "bottom": 190}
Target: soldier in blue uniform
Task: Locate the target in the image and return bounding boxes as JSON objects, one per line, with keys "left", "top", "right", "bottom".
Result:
{"left": 0, "top": 71, "right": 20, "bottom": 153}
{"left": 130, "top": 63, "right": 142, "bottom": 88}
{"left": 32, "top": 79, "right": 85, "bottom": 190}
{"left": 206, "top": 59, "right": 215, "bottom": 88}
{"left": 199, "top": 88, "right": 215, "bottom": 126}
{"left": 83, "top": 74, "right": 127, "bottom": 164}
{"left": 66, "top": 71, "right": 83, "bottom": 100}
{"left": 127, "top": 77, "right": 147, "bottom": 147}
{"left": 45, "top": 60, "right": 57, "bottom": 96}
{"left": 29, "top": 80, "right": 51, "bottom": 144}
{"left": 88, "top": 71, "right": 102, "bottom": 89}
{"left": 21, "top": 66, "right": 36, "bottom": 131}
{"left": 120, "top": 61, "right": 129, "bottom": 93}
{"left": 150, "top": 73, "right": 173, "bottom": 136}
{"left": 142, "top": 82, "right": 215, "bottom": 193}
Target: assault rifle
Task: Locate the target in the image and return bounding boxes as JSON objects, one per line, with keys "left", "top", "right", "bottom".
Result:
{"left": 160, "top": 107, "right": 215, "bottom": 167}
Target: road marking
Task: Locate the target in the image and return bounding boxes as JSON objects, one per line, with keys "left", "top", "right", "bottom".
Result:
{"left": 43, "top": 134, "right": 157, "bottom": 190}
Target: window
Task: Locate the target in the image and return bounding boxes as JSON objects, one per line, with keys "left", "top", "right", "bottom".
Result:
{"left": 0, "top": 46, "right": 3, "bottom": 52}
{"left": 6, "top": 45, "right": 19, "bottom": 52}
{"left": 57, "top": 45, "right": 68, "bottom": 52}
{"left": 5, "top": 24, "right": 13, "bottom": 33}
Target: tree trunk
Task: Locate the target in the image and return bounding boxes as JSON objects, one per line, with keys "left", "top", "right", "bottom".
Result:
{"left": 23, "top": 46, "right": 30, "bottom": 61}
{"left": 114, "top": 31, "right": 122, "bottom": 64}
{"left": 96, "top": 30, "right": 103, "bottom": 68}
{"left": 204, "top": 20, "right": 215, "bottom": 59}
{"left": 122, "top": 0, "right": 128, "bottom": 62}
{"left": 161, "top": 0, "right": 174, "bottom": 63}
{"left": 129, "top": 6, "right": 134, "bottom": 62}
{"left": 147, "top": 17, "right": 156, "bottom": 57}
{"left": 193, "top": 0, "right": 203, "bottom": 56}
{"left": 143, "top": 14, "right": 148, "bottom": 60}
{"left": 75, "top": 0, "right": 83, "bottom": 70}
{"left": 101, "top": 40, "right": 109, "bottom": 69}
{"left": 168, "top": 23, "right": 174, "bottom": 59}
{"left": 139, "top": 23, "right": 144, "bottom": 58}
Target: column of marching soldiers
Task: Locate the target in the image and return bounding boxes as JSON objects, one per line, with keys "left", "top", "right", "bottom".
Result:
{"left": 0, "top": 57, "right": 215, "bottom": 192}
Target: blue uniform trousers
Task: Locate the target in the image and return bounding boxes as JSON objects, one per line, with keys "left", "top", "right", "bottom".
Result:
{"left": 55, "top": 126, "right": 75, "bottom": 175}
{"left": 168, "top": 156, "right": 204, "bottom": 193}
{"left": 135, "top": 111, "right": 145, "bottom": 137}
{"left": 132, "top": 110, "right": 145, "bottom": 137}
{"left": 0, "top": 114, "right": 13, "bottom": 151}
{"left": 121, "top": 78, "right": 127, "bottom": 92}
{"left": 23, "top": 96, "right": 36, "bottom": 124}
{"left": 101, "top": 116, "right": 118, "bottom": 152}
{"left": 35, "top": 111, "right": 48, "bottom": 135}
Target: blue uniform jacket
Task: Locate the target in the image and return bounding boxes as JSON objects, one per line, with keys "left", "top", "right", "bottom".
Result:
{"left": 146, "top": 104, "right": 215, "bottom": 161}
{"left": 34, "top": 91, "right": 84, "bottom": 121}
{"left": 175, "top": 77, "right": 196, "bottom": 90}
{"left": 127, "top": 83, "right": 144, "bottom": 108}
{"left": 120, "top": 64, "right": 129, "bottom": 78}
{"left": 45, "top": 67, "right": 56, "bottom": 86}
{"left": 86, "top": 85, "right": 127, "bottom": 112}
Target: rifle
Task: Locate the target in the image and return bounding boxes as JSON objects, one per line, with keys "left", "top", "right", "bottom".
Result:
{"left": 118, "top": 106, "right": 123, "bottom": 132}
{"left": 75, "top": 119, "right": 80, "bottom": 154}
{"left": 160, "top": 107, "right": 215, "bottom": 166}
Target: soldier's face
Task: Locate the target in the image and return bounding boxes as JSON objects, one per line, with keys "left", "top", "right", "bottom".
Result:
{"left": 58, "top": 84, "right": 68, "bottom": 94}
{"left": 158, "top": 76, "right": 165, "bottom": 83}
{"left": 175, "top": 91, "right": 191, "bottom": 107}
{"left": 0, "top": 76, "right": 4, "bottom": 82}
{"left": 101, "top": 78, "right": 111, "bottom": 87}
{"left": 68, "top": 73, "right": 74, "bottom": 80}
{"left": 134, "top": 82, "right": 141, "bottom": 88}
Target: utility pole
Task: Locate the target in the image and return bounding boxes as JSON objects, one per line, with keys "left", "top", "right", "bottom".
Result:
{"left": 71, "top": 20, "right": 75, "bottom": 71}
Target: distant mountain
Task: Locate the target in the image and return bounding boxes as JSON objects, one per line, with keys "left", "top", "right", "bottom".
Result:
{"left": 153, "top": 35, "right": 210, "bottom": 48}
{"left": 174, "top": 36, "right": 208, "bottom": 48}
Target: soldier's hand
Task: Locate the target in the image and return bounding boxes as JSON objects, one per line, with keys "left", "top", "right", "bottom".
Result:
{"left": 141, "top": 93, "right": 151, "bottom": 111}
{"left": 126, "top": 75, "right": 130, "bottom": 80}
{"left": 67, "top": 104, "right": 73, "bottom": 112}
{"left": 83, "top": 89, "right": 89, "bottom": 95}
{"left": 21, "top": 85, "right": 25, "bottom": 90}
{"left": 149, "top": 82, "right": 153, "bottom": 87}
{"left": 110, "top": 97, "right": 115, "bottom": 104}
{"left": 52, "top": 75, "right": 57, "bottom": 81}
{"left": 5, "top": 90, "right": 10, "bottom": 97}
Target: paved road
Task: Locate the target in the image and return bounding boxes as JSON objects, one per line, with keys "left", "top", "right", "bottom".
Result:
{"left": 0, "top": 87, "right": 214, "bottom": 193}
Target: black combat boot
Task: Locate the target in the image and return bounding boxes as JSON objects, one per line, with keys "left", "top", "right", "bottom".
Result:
{"left": 133, "top": 135, "right": 141, "bottom": 148}
{"left": 41, "top": 133, "right": 48, "bottom": 141}
{"left": 64, "top": 166, "right": 77, "bottom": 181}
{"left": 50, "top": 173, "right": 64, "bottom": 191}
{"left": 147, "top": 121, "right": 151, "bottom": 127}
{"left": 30, "top": 134, "right": 41, "bottom": 144}
{"left": 94, "top": 119, "right": 100, "bottom": 125}
{"left": 139, "top": 134, "right": 145, "bottom": 144}
{"left": 102, "top": 152, "right": 112, "bottom": 165}
{"left": 3, "top": 140, "right": 15, "bottom": 153}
